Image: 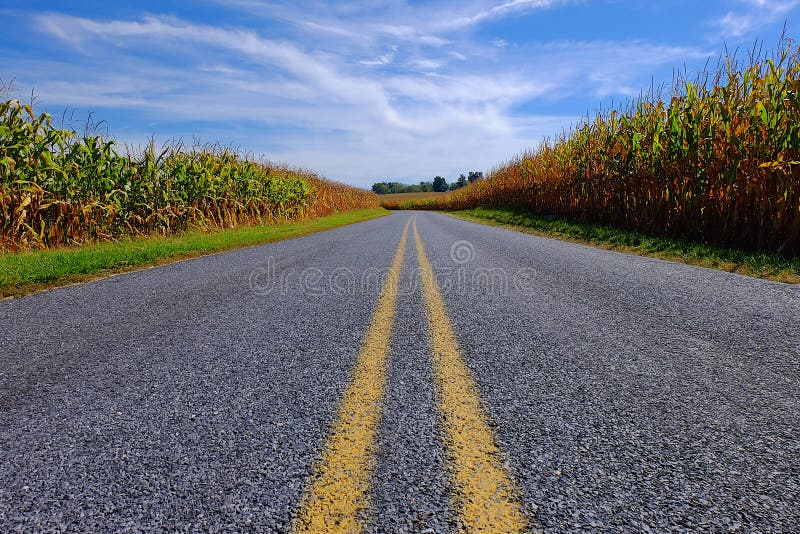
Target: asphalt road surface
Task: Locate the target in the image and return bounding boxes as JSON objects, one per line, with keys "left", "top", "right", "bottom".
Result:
{"left": 1, "top": 211, "right": 799, "bottom": 532}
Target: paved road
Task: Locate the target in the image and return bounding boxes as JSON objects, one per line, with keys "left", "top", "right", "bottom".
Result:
{"left": 1, "top": 211, "right": 799, "bottom": 532}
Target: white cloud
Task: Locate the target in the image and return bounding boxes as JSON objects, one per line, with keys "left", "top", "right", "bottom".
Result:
{"left": 359, "top": 46, "right": 397, "bottom": 67}
{"left": 408, "top": 58, "right": 442, "bottom": 71}
{"left": 19, "top": 5, "right": 718, "bottom": 186}
{"left": 36, "top": 13, "right": 406, "bottom": 127}
{"left": 372, "top": 24, "right": 451, "bottom": 47}
{"left": 440, "top": 0, "right": 563, "bottom": 29}
{"left": 717, "top": 0, "right": 799, "bottom": 37}
{"left": 213, "top": 0, "right": 568, "bottom": 41}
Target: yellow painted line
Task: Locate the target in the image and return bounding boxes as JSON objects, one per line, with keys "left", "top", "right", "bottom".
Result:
{"left": 293, "top": 217, "right": 411, "bottom": 533}
{"left": 412, "top": 218, "right": 531, "bottom": 533}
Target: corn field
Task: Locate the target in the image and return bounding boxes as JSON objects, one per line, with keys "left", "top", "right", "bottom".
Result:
{"left": 412, "top": 40, "right": 800, "bottom": 255}
{"left": 0, "top": 100, "right": 377, "bottom": 251}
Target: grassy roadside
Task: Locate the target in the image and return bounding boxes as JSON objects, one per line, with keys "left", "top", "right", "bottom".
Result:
{"left": 0, "top": 208, "right": 389, "bottom": 299}
{"left": 445, "top": 208, "right": 800, "bottom": 284}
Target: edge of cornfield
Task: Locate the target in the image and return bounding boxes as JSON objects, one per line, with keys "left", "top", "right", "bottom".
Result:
{"left": 443, "top": 208, "right": 800, "bottom": 284}
{"left": 0, "top": 208, "right": 389, "bottom": 299}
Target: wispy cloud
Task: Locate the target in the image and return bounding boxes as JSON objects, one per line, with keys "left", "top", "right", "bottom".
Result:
{"left": 440, "top": 0, "right": 566, "bottom": 29}
{"left": 360, "top": 47, "right": 398, "bottom": 66}
{"left": 7, "top": 1, "right": 785, "bottom": 185}
{"left": 36, "top": 12, "right": 405, "bottom": 127}
{"left": 716, "top": 0, "right": 799, "bottom": 37}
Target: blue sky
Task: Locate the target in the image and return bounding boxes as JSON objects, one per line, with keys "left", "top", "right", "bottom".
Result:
{"left": 1, "top": 1, "right": 799, "bottom": 187}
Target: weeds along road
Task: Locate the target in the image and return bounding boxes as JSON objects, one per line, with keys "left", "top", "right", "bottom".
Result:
{"left": 1, "top": 211, "right": 799, "bottom": 532}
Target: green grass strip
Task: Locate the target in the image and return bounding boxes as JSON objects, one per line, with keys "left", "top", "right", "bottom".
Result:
{"left": 0, "top": 208, "right": 389, "bottom": 298}
{"left": 447, "top": 208, "right": 800, "bottom": 284}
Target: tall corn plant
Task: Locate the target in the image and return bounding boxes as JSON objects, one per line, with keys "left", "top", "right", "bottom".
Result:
{"left": 1, "top": 100, "right": 378, "bottom": 251}
{"left": 419, "top": 39, "right": 800, "bottom": 255}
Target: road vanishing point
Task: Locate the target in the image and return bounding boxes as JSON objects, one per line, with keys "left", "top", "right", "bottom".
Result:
{"left": 1, "top": 211, "right": 799, "bottom": 532}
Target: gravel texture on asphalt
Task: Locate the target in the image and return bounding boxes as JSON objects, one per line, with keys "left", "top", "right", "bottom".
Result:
{"left": 0, "top": 214, "right": 406, "bottom": 531}
{"left": 2, "top": 209, "right": 799, "bottom": 532}
{"left": 414, "top": 211, "right": 800, "bottom": 532}
{"left": 366, "top": 234, "right": 458, "bottom": 533}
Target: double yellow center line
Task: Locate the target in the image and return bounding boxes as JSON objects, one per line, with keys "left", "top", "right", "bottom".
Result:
{"left": 294, "top": 216, "right": 530, "bottom": 533}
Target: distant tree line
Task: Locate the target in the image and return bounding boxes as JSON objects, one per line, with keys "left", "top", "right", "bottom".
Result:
{"left": 372, "top": 171, "right": 483, "bottom": 194}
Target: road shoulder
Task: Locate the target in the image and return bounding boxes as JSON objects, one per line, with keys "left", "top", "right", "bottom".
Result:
{"left": 441, "top": 208, "right": 800, "bottom": 284}
{"left": 0, "top": 208, "right": 390, "bottom": 299}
